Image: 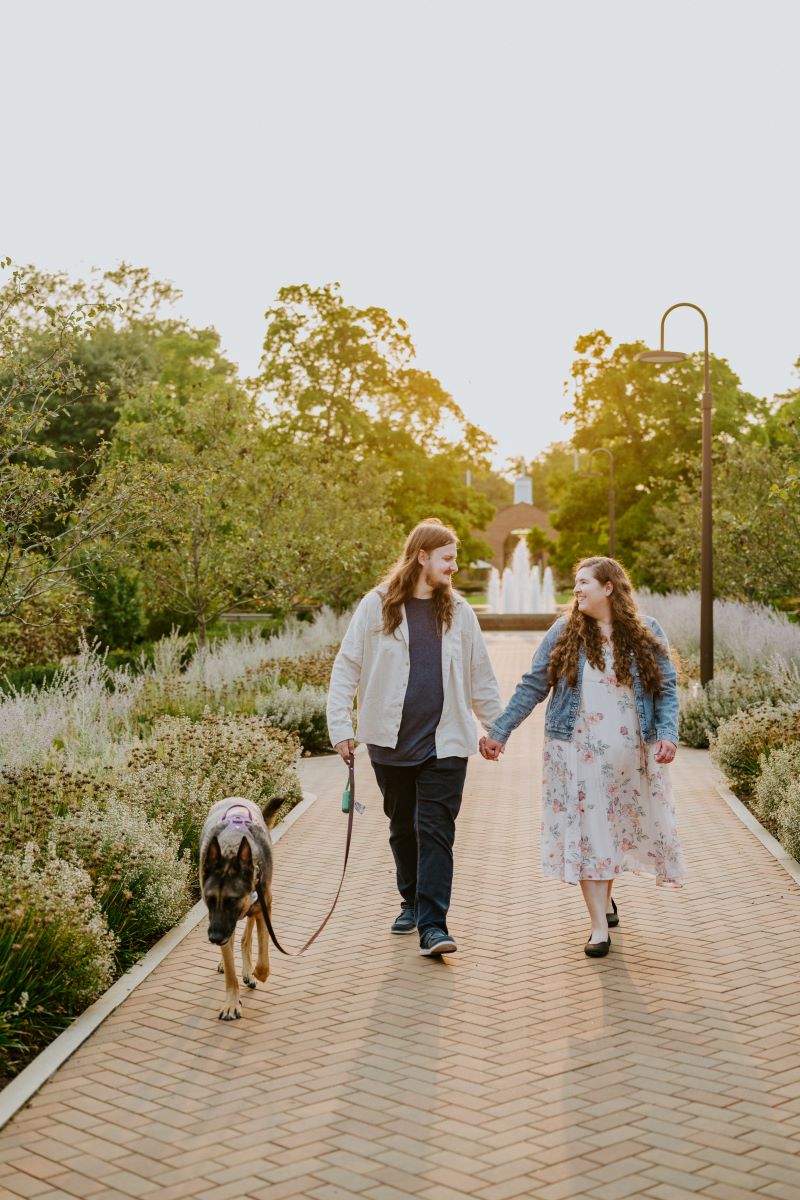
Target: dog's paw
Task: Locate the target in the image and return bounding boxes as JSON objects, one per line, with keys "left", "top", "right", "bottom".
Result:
{"left": 243, "top": 973, "right": 257, "bottom": 989}
{"left": 218, "top": 1001, "right": 242, "bottom": 1021}
{"left": 217, "top": 962, "right": 224, "bottom": 974}
{"left": 254, "top": 963, "right": 269, "bottom": 983}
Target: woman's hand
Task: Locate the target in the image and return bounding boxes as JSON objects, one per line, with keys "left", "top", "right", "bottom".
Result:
{"left": 479, "top": 736, "right": 505, "bottom": 761}
{"left": 335, "top": 739, "right": 354, "bottom": 763}
{"left": 654, "top": 739, "right": 677, "bottom": 764}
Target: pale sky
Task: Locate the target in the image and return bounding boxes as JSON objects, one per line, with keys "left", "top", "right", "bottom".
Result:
{"left": 2, "top": 0, "right": 799, "bottom": 471}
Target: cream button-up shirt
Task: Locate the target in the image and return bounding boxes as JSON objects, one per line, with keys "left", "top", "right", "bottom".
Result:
{"left": 326, "top": 588, "right": 504, "bottom": 758}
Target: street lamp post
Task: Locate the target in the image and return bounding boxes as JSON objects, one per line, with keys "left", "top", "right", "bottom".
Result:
{"left": 575, "top": 447, "right": 616, "bottom": 558}
{"left": 636, "top": 302, "right": 714, "bottom": 685}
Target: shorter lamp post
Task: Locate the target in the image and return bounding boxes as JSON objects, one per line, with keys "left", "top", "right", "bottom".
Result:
{"left": 635, "top": 302, "right": 713, "bottom": 686}
{"left": 575, "top": 447, "right": 616, "bottom": 558}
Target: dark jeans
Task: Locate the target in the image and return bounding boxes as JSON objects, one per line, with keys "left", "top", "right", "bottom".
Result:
{"left": 371, "top": 756, "right": 468, "bottom": 937}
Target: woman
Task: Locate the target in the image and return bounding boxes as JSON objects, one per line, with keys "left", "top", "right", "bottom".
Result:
{"left": 481, "top": 556, "right": 685, "bottom": 957}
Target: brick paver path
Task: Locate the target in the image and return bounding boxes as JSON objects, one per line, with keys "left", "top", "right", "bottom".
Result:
{"left": 3, "top": 633, "right": 800, "bottom": 1200}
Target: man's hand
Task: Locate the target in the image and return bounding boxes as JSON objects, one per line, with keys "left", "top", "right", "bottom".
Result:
{"left": 335, "top": 739, "right": 355, "bottom": 763}
{"left": 479, "top": 735, "right": 505, "bottom": 761}
{"left": 654, "top": 739, "right": 677, "bottom": 764}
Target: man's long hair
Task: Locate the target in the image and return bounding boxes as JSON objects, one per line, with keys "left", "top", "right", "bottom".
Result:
{"left": 547, "top": 556, "right": 664, "bottom": 694}
{"left": 379, "top": 518, "right": 458, "bottom": 636}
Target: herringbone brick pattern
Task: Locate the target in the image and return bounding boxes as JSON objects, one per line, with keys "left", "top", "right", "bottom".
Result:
{"left": 3, "top": 633, "right": 800, "bottom": 1200}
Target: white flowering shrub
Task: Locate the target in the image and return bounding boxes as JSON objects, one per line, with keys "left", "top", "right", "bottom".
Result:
{"left": 119, "top": 714, "right": 302, "bottom": 864}
{"left": 52, "top": 798, "right": 193, "bottom": 965}
{"left": 679, "top": 668, "right": 800, "bottom": 749}
{"left": 0, "top": 844, "right": 116, "bottom": 1068}
{"left": 751, "top": 743, "right": 800, "bottom": 854}
{"left": 256, "top": 684, "right": 330, "bottom": 752}
{"left": 710, "top": 702, "right": 800, "bottom": 796}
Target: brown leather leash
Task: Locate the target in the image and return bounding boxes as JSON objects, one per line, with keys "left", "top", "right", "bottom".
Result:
{"left": 257, "top": 753, "right": 356, "bottom": 956}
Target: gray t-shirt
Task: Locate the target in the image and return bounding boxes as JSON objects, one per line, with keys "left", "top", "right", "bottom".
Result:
{"left": 368, "top": 597, "right": 444, "bottom": 767}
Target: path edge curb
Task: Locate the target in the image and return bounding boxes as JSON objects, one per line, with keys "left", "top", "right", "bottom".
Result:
{"left": 709, "top": 756, "right": 800, "bottom": 889}
{"left": 0, "top": 789, "right": 319, "bottom": 1131}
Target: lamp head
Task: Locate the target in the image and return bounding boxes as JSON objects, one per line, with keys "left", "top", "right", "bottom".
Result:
{"left": 635, "top": 349, "right": 687, "bottom": 364}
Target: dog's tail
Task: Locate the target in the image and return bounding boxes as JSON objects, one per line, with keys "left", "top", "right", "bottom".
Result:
{"left": 262, "top": 796, "right": 285, "bottom": 829}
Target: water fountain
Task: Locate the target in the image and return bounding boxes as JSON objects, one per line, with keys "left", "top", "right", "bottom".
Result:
{"left": 487, "top": 538, "right": 556, "bottom": 613}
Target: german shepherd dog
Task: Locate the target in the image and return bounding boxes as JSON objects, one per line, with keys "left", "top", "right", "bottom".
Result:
{"left": 199, "top": 795, "right": 284, "bottom": 1020}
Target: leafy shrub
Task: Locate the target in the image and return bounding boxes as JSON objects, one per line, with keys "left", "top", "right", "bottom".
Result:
{"left": 1, "top": 762, "right": 110, "bottom": 856}
{"left": 753, "top": 744, "right": 800, "bottom": 837}
{"left": 679, "top": 670, "right": 799, "bottom": 749}
{"left": 0, "top": 844, "right": 116, "bottom": 1069}
{"left": 710, "top": 702, "right": 800, "bottom": 796}
{"left": 52, "top": 798, "right": 193, "bottom": 966}
{"left": 77, "top": 557, "right": 147, "bottom": 650}
{"left": 119, "top": 714, "right": 302, "bottom": 864}
{"left": 0, "top": 558, "right": 90, "bottom": 673}
{"left": 779, "top": 784, "right": 800, "bottom": 862}
{"left": 256, "top": 684, "right": 330, "bottom": 752}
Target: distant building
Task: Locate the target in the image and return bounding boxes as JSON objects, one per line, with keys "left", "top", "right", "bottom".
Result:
{"left": 478, "top": 470, "right": 556, "bottom": 570}
{"left": 513, "top": 471, "right": 532, "bottom": 505}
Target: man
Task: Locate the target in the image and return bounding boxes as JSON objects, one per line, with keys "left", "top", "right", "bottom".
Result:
{"left": 327, "top": 518, "right": 503, "bottom": 956}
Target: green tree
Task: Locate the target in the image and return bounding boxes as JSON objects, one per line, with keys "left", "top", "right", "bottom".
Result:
{"left": 4, "top": 263, "right": 237, "bottom": 489}
{"left": 635, "top": 441, "right": 800, "bottom": 605}
{"left": 99, "top": 377, "right": 269, "bottom": 647}
{"left": 0, "top": 259, "right": 153, "bottom": 630}
{"left": 547, "top": 330, "right": 767, "bottom": 577}
{"left": 256, "top": 283, "right": 497, "bottom": 562}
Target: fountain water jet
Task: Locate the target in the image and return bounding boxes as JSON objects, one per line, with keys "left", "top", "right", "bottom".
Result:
{"left": 487, "top": 540, "right": 557, "bottom": 614}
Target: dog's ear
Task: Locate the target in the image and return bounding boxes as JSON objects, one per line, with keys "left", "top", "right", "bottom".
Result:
{"left": 262, "top": 796, "right": 284, "bottom": 829}
{"left": 238, "top": 836, "right": 252, "bottom": 868}
{"left": 205, "top": 837, "right": 221, "bottom": 868}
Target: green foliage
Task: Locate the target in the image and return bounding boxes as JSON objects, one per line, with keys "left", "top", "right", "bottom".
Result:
{"left": 256, "top": 282, "right": 497, "bottom": 565}
{"left": 525, "top": 526, "right": 555, "bottom": 564}
{"left": 52, "top": 798, "right": 193, "bottom": 966}
{"left": 710, "top": 702, "right": 800, "bottom": 796}
{"left": 636, "top": 442, "right": 800, "bottom": 604}
{"left": 77, "top": 555, "right": 146, "bottom": 649}
{"left": 0, "top": 844, "right": 116, "bottom": 1068}
{"left": 542, "top": 331, "right": 767, "bottom": 579}
{"left": 0, "top": 557, "right": 89, "bottom": 672}
{"left": 0, "top": 262, "right": 158, "bottom": 627}
{"left": 679, "top": 672, "right": 798, "bottom": 749}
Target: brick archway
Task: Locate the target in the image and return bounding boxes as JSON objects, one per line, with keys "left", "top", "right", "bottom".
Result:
{"left": 483, "top": 502, "right": 557, "bottom": 570}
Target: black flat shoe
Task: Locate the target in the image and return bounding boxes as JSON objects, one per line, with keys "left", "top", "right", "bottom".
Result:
{"left": 584, "top": 935, "right": 611, "bottom": 958}
{"left": 606, "top": 897, "right": 619, "bottom": 928}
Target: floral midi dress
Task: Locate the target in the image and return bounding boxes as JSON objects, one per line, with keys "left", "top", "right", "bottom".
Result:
{"left": 541, "top": 649, "right": 686, "bottom": 886}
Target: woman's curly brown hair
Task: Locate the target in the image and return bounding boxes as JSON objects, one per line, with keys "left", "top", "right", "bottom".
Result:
{"left": 379, "top": 518, "right": 458, "bottom": 637}
{"left": 548, "top": 557, "right": 665, "bottom": 695}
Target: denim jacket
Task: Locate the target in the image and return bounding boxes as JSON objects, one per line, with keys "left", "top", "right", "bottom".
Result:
{"left": 488, "top": 615, "right": 679, "bottom": 746}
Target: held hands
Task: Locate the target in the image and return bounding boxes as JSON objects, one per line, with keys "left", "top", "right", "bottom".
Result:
{"left": 479, "top": 735, "right": 505, "bottom": 761}
{"left": 335, "top": 739, "right": 354, "bottom": 763}
{"left": 654, "top": 739, "right": 677, "bottom": 764}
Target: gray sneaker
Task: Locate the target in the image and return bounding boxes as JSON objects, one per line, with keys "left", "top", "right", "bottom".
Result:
{"left": 419, "top": 928, "right": 457, "bottom": 956}
{"left": 390, "top": 908, "right": 416, "bottom": 935}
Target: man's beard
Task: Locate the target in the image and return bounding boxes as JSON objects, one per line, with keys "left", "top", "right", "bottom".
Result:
{"left": 423, "top": 570, "right": 452, "bottom": 591}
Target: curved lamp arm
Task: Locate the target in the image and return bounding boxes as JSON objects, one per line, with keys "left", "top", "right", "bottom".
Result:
{"left": 660, "top": 302, "right": 710, "bottom": 395}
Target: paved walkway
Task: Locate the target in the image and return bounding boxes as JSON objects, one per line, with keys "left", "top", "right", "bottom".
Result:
{"left": 3, "top": 634, "right": 800, "bottom": 1200}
